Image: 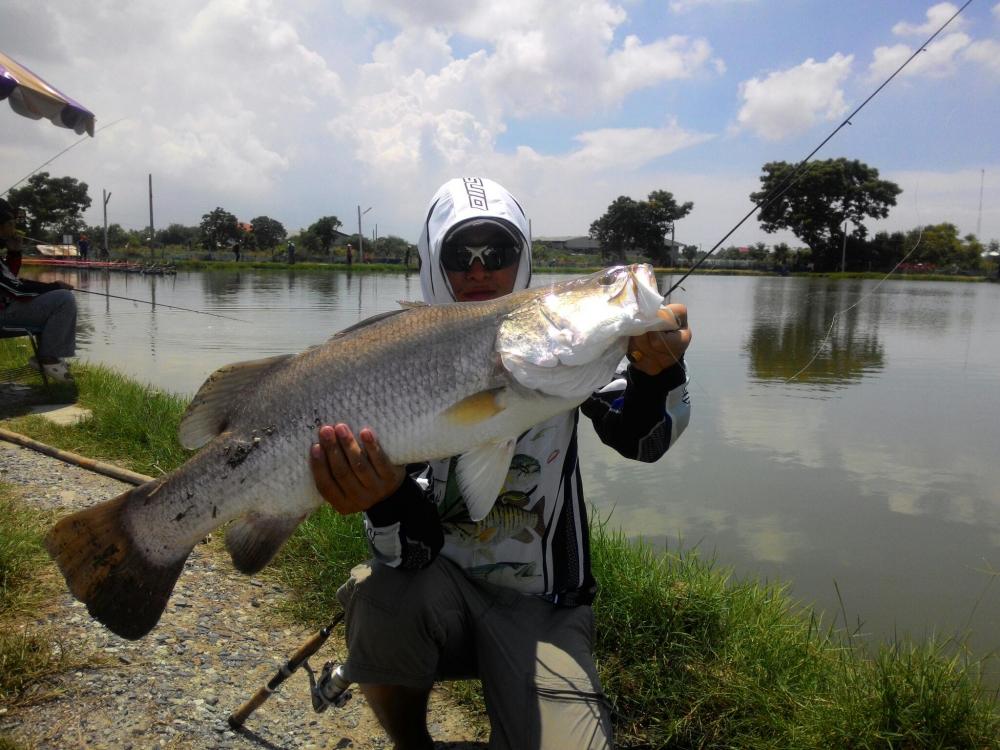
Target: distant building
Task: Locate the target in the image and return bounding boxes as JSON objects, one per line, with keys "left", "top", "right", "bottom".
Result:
{"left": 536, "top": 235, "right": 602, "bottom": 253}
{"left": 537, "top": 235, "right": 688, "bottom": 266}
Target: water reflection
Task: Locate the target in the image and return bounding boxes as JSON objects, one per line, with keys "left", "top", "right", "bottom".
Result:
{"left": 744, "top": 278, "right": 885, "bottom": 386}
{"left": 14, "top": 267, "right": 1000, "bottom": 669}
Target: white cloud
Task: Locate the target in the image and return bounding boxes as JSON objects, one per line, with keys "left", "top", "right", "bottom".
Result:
{"left": 668, "top": 0, "right": 754, "bottom": 12}
{"left": 868, "top": 32, "right": 971, "bottom": 80}
{"left": 517, "top": 120, "right": 714, "bottom": 172}
{"left": 736, "top": 54, "right": 853, "bottom": 141}
{"left": 329, "top": 0, "right": 720, "bottom": 176}
{"left": 994, "top": 2, "right": 1000, "bottom": 21}
{"left": 964, "top": 38, "right": 1000, "bottom": 75}
{"left": 891, "top": 2, "right": 966, "bottom": 36}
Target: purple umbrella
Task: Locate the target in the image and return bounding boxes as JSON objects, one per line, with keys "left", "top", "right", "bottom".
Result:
{"left": 0, "top": 50, "right": 95, "bottom": 136}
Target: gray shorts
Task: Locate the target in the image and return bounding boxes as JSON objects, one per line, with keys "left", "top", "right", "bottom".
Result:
{"left": 336, "top": 557, "right": 612, "bottom": 750}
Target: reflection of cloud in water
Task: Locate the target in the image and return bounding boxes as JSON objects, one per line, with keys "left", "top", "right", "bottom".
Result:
{"left": 841, "top": 442, "right": 1000, "bottom": 529}
{"left": 739, "top": 516, "right": 807, "bottom": 564}
{"left": 715, "top": 390, "right": 828, "bottom": 469}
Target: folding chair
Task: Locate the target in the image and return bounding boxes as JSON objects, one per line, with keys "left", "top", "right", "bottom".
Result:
{"left": 0, "top": 325, "right": 48, "bottom": 386}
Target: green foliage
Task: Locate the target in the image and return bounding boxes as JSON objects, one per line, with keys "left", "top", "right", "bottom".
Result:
{"left": 6, "top": 172, "right": 92, "bottom": 242}
{"left": 156, "top": 223, "right": 199, "bottom": 247}
{"left": 307, "top": 215, "right": 343, "bottom": 255}
{"left": 199, "top": 207, "right": 240, "bottom": 250}
{"left": 270, "top": 506, "right": 369, "bottom": 623}
{"left": 590, "top": 190, "right": 693, "bottom": 265}
{"left": 84, "top": 222, "right": 130, "bottom": 249}
{"left": 753, "top": 158, "right": 902, "bottom": 271}
{"left": 370, "top": 234, "right": 412, "bottom": 260}
{"left": 0, "top": 485, "right": 50, "bottom": 617}
{"left": 250, "top": 215, "right": 287, "bottom": 251}
{"left": 905, "top": 223, "right": 984, "bottom": 270}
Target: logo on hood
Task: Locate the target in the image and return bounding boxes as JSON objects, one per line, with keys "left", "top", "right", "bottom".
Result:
{"left": 463, "top": 177, "right": 489, "bottom": 211}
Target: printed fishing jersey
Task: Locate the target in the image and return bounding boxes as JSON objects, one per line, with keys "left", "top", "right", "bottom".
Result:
{"left": 363, "top": 360, "right": 690, "bottom": 602}
{"left": 358, "top": 176, "right": 691, "bottom": 602}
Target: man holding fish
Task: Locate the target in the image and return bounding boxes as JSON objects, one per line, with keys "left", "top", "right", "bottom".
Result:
{"left": 309, "top": 178, "right": 692, "bottom": 750}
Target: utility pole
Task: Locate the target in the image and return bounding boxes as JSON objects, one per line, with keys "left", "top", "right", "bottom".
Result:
{"left": 977, "top": 169, "right": 985, "bottom": 238}
{"left": 102, "top": 189, "right": 111, "bottom": 258}
{"left": 357, "top": 205, "right": 363, "bottom": 264}
{"left": 148, "top": 173, "right": 155, "bottom": 259}
{"left": 357, "top": 205, "right": 372, "bottom": 263}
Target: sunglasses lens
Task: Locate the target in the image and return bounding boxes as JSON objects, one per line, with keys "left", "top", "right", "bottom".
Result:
{"left": 442, "top": 241, "right": 520, "bottom": 272}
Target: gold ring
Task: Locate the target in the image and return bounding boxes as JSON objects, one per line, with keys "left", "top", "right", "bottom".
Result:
{"left": 627, "top": 350, "right": 643, "bottom": 363}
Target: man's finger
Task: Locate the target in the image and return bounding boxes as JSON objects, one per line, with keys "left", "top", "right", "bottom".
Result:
{"left": 309, "top": 442, "right": 347, "bottom": 507}
{"left": 335, "top": 423, "right": 375, "bottom": 488}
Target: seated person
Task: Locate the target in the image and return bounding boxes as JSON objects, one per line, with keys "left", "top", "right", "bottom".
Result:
{"left": 0, "top": 199, "right": 77, "bottom": 383}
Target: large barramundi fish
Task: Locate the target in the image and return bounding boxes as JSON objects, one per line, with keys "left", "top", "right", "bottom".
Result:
{"left": 45, "top": 264, "right": 678, "bottom": 639}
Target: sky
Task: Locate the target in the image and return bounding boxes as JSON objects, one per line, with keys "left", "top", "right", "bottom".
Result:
{"left": 2, "top": 0, "right": 999, "bottom": 250}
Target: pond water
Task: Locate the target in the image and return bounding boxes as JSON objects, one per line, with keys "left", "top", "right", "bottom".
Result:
{"left": 21, "top": 266, "right": 1000, "bottom": 664}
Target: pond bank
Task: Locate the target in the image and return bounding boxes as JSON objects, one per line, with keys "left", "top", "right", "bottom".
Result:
{"left": 0, "top": 438, "right": 486, "bottom": 749}
{"left": 3, "top": 337, "right": 999, "bottom": 748}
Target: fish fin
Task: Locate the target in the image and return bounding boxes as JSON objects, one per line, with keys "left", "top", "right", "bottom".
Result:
{"left": 533, "top": 495, "right": 547, "bottom": 537}
{"left": 513, "top": 529, "right": 534, "bottom": 543}
{"left": 397, "top": 300, "right": 428, "bottom": 309}
{"left": 456, "top": 438, "right": 517, "bottom": 521}
{"left": 225, "top": 512, "right": 306, "bottom": 574}
{"left": 179, "top": 354, "right": 292, "bottom": 450}
{"left": 478, "top": 527, "right": 499, "bottom": 543}
{"left": 329, "top": 308, "right": 410, "bottom": 340}
{"left": 443, "top": 388, "right": 506, "bottom": 426}
{"left": 44, "top": 482, "right": 192, "bottom": 640}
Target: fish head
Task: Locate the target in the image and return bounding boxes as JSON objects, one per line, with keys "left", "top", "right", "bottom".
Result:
{"left": 497, "top": 264, "right": 674, "bottom": 397}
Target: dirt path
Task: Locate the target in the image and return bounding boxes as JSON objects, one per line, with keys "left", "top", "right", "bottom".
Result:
{"left": 0, "top": 438, "right": 488, "bottom": 749}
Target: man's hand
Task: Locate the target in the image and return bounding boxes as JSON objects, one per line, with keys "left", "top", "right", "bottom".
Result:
{"left": 309, "top": 424, "right": 406, "bottom": 515}
{"left": 627, "top": 303, "right": 691, "bottom": 376}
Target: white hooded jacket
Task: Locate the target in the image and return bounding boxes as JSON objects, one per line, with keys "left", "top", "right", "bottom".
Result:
{"left": 363, "top": 177, "right": 690, "bottom": 601}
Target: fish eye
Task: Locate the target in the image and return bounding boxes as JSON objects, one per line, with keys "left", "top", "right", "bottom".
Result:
{"left": 599, "top": 269, "right": 622, "bottom": 286}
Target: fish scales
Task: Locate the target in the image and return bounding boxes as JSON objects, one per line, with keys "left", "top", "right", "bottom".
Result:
{"left": 44, "top": 264, "right": 677, "bottom": 639}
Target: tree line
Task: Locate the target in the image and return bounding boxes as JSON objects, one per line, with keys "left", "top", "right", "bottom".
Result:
{"left": 6, "top": 162, "right": 998, "bottom": 273}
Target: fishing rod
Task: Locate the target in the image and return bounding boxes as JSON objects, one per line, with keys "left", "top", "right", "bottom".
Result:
{"left": 2, "top": 117, "right": 128, "bottom": 197}
{"left": 665, "top": 0, "right": 975, "bottom": 295}
{"left": 227, "top": 611, "right": 351, "bottom": 729}
{"left": 8, "top": 234, "right": 246, "bottom": 322}
{"left": 72, "top": 288, "right": 249, "bottom": 322}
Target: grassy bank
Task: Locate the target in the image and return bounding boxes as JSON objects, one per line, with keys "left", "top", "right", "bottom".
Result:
{"left": 0, "top": 482, "right": 88, "bottom": 719}
{"left": 2, "top": 347, "right": 998, "bottom": 747}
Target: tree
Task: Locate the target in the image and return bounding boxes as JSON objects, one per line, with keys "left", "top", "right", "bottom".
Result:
{"left": 589, "top": 190, "right": 693, "bottom": 265}
{"left": 903, "top": 223, "right": 982, "bottom": 270}
{"left": 199, "top": 207, "right": 240, "bottom": 250}
{"left": 157, "top": 223, "right": 199, "bottom": 246}
{"left": 751, "top": 158, "right": 901, "bottom": 272}
{"left": 7, "top": 172, "right": 92, "bottom": 241}
{"left": 250, "top": 216, "right": 286, "bottom": 251}
{"left": 307, "top": 216, "right": 342, "bottom": 256}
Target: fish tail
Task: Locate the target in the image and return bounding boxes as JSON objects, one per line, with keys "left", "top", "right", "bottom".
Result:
{"left": 44, "top": 482, "right": 192, "bottom": 640}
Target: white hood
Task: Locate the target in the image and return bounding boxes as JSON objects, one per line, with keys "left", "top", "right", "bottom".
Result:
{"left": 417, "top": 177, "right": 533, "bottom": 304}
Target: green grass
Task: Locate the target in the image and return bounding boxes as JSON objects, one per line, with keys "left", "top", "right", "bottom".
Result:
{"left": 0, "top": 484, "right": 52, "bottom": 617}
{"left": 3, "top": 337, "right": 998, "bottom": 747}
{"left": 1, "top": 337, "right": 191, "bottom": 477}
{"left": 0, "top": 483, "right": 87, "bottom": 708}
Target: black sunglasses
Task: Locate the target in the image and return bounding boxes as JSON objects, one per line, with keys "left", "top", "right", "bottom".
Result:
{"left": 441, "top": 242, "right": 521, "bottom": 272}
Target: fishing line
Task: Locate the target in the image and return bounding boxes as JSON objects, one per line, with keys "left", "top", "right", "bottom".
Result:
{"left": 2, "top": 117, "right": 128, "bottom": 197}
{"left": 665, "top": 0, "right": 974, "bottom": 296}
{"left": 72, "top": 288, "right": 249, "bottom": 323}
{"left": 783, "top": 225, "right": 926, "bottom": 384}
